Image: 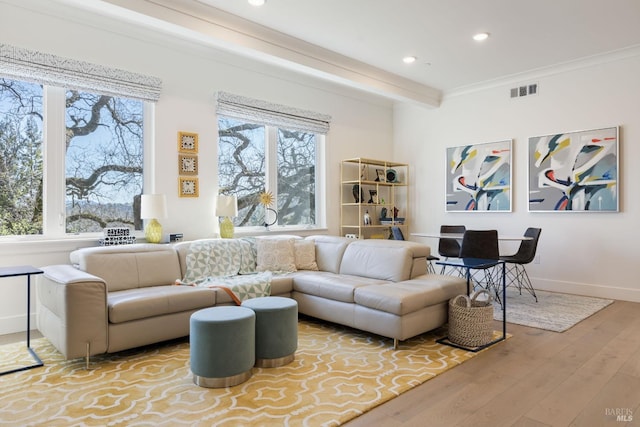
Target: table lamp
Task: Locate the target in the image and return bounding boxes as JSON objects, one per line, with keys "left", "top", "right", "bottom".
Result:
{"left": 216, "top": 194, "right": 238, "bottom": 238}
{"left": 141, "top": 194, "right": 168, "bottom": 243}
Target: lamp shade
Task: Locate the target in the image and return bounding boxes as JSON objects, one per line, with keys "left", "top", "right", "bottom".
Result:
{"left": 216, "top": 195, "right": 238, "bottom": 217}
{"left": 141, "top": 194, "right": 168, "bottom": 219}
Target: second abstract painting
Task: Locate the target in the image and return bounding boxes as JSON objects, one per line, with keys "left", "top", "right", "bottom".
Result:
{"left": 528, "top": 127, "right": 618, "bottom": 212}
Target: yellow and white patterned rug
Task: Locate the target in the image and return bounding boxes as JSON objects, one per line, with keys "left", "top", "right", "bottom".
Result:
{"left": 0, "top": 318, "right": 482, "bottom": 426}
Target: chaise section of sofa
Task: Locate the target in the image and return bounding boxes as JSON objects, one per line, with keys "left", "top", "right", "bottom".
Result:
{"left": 291, "top": 236, "right": 466, "bottom": 348}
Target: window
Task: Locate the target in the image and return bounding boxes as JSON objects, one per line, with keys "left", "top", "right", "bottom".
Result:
{"left": 0, "top": 43, "right": 161, "bottom": 238}
{"left": 218, "top": 116, "right": 318, "bottom": 228}
{"left": 215, "top": 92, "right": 330, "bottom": 231}
{"left": 0, "top": 79, "right": 43, "bottom": 235}
{"left": 0, "top": 79, "right": 145, "bottom": 236}
{"left": 65, "top": 91, "right": 143, "bottom": 233}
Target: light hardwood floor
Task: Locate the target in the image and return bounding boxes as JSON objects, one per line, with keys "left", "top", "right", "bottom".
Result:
{"left": 2, "top": 301, "right": 638, "bottom": 426}
{"left": 345, "top": 300, "right": 640, "bottom": 427}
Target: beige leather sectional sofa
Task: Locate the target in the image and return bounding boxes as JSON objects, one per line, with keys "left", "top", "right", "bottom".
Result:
{"left": 36, "top": 235, "right": 466, "bottom": 361}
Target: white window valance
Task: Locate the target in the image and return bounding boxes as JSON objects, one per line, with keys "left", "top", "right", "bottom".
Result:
{"left": 216, "top": 91, "right": 331, "bottom": 134}
{"left": 0, "top": 44, "right": 162, "bottom": 102}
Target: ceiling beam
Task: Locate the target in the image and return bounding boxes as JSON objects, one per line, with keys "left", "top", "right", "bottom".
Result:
{"left": 57, "top": 0, "right": 441, "bottom": 107}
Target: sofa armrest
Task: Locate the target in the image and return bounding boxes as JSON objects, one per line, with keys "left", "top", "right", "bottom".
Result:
{"left": 37, "top": 265, "right": 108, "bottom": 360}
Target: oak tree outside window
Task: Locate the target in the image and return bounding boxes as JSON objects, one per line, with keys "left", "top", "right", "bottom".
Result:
{"left": 0, "top": 79, "right": 43, "bottom": 235}
{"left": 0, "top": 44, "right": 161, "bottom": 237}
{"left": 217, "top": 116, "right": 317, "bottom": 228}
{"left": 215, "top": 92, "right": 330, "bottom": 231}
{"left": 65, "top": 91, "right": 143, "bottom": 233}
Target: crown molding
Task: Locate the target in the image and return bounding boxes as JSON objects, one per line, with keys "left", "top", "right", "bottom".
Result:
{"left": 444, "top": 44, "right": 640, "bottom": 100}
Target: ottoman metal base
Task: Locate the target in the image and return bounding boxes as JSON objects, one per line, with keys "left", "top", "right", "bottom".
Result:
{"left": 193, "top": 370, "right": 253, "bottom": 388}
{"left": 255, "top": 353, "right": 295, "bottom": 368}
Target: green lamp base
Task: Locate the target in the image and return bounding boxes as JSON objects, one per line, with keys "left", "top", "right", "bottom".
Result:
{"left": 145, "top": 218, "right": 163, "bottom": 243}
{"left": 219, "top": 217, "right": 234, "bottom": 238}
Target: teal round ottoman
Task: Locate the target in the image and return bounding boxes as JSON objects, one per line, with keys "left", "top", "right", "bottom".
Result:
{"left": 242, "top": 296, "right": 298, "bottom": 368}
{"left": 190, "top": 306, "right": 255, "bottom": 388}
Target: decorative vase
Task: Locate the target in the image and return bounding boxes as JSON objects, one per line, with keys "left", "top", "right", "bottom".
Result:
{"left": 363, "top": 210, "right": 371, "bottom": 225}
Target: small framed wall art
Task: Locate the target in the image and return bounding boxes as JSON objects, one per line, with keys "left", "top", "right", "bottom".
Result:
{"left": 178, "top": 131, "right": 198, "bottom": 153}
{"left": 179, "top": 177, "right": 199, "bottom": 198}
{"left": 178, "top": 154, "right": 198, "bottom": 175}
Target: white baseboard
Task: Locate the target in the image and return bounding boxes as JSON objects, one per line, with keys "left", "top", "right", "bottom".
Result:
{"left": 532, "top": 278, "right": 640, "bottom": 303}
{"left": 0, "top": 313, "right": 37, "bottom": 336}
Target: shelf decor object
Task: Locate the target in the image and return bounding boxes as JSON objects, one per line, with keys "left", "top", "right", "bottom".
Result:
{"left": 99, "top": 227, "right": 136, "bottom": 246}
{"left": 216, "top": 194, "right": 238, "bottom": 238}
{"left": 141, "top": 194, "right": 168, "bottom": 243}
{"left": 259, "top": 191, "right": 278, "bottom": 229}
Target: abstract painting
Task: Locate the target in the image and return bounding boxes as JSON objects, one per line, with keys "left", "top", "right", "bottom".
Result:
{"left": 528, "top": 127, "right": 618, "bottom": 212}
{"left": 446, "top": 140, "right": 512, "bottom": 212}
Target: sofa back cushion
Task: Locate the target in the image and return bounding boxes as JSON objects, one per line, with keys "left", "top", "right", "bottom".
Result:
{"left": 70, "top": 244, "right": 181, "bottom": 292}
{"left": 339, "top": 241, "right": 412, "bottom": 282}
{"left": 305, "top": 235, "right": 352, "bottom": 274}
{"left": 346, "top": 239, "right": 430, "bottom": 278}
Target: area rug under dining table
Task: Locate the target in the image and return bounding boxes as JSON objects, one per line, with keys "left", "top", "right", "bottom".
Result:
{"left": 493, "top": 288, "right": 614, "bottom": 332}
{"left": 0, "top": 317, "right": 488, "bottom": 427}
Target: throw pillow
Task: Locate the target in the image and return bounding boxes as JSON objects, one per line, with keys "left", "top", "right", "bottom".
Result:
{"left": 238, "top": 237, "right": 257, "bottom": 274}
{"left": 294, "top": 240, "right": 319, "bottom": 271}
{"left": 256, "top": 238, "right": 297, "bottom": 273}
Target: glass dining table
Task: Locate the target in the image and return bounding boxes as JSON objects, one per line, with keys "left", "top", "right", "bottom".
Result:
{"left": 411, "top": 231, "right": 532, "bottom": 241}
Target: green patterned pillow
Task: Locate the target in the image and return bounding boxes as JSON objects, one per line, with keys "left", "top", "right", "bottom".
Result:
{"left": 238, "top": 237, "right": 257, "bottom": 274}
{"left": 184, "top": 239, "right": 243, "bottom": 281}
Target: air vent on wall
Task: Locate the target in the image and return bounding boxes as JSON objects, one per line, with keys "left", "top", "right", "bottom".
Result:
{"left": 510, "top": 82, "right": 538, "bottom": 99}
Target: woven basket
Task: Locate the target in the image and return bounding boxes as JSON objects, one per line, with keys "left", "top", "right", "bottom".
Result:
{"left": 448, "top": 290, "right": 494, "bottom": 347}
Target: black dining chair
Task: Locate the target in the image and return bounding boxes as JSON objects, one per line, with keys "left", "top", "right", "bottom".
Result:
{"left": 459, "top": 230, "right": 502, "bottom": 304}
{"left": 426, "top": 254, "right": 439, "bottom": 274}
{"left": 438, "top": 225, "right": 466, "bottom": 274}
{"left": 499, "top": 227, "right": 542, "bottom": 302}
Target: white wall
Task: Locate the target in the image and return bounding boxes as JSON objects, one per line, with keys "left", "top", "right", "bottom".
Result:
{"left": 395, "top": 53, "right": 640, "bottom": 303}
{"left": 0, "top": 0, "right": 394, "bottom": 333}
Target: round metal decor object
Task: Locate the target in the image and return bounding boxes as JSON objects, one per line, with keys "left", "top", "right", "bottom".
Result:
{"left": 386, "top": 169, "right": 397, "bottom": 183}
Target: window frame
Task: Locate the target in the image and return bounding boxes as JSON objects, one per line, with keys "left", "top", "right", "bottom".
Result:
{"left": 0, "top": 83, "right": 153, "bottom": 241}
{"left": 217, "top": 117, "right": 327, "bottom": 235}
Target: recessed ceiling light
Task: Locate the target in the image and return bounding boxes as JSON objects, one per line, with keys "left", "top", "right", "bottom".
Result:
{"left": 248, "top": 0, "right": 266, "bottom": 6}
{"left": 473, "top": 32, "right": 490, "bottom": 41}
{"left": 403, "top": 56, "right": 417, "bottom": 64}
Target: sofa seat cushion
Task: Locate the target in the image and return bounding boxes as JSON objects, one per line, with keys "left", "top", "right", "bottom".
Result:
{"left": 354, "top": 274, "right": 467, "bottom": 316}
{"left": 108, "top": 286, "right": 216, "bottom": 324}
{"left": 292, "top": 271, "right": 388, "bottom": 303}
